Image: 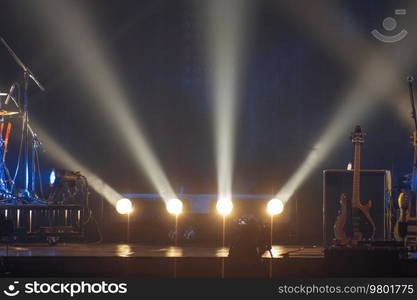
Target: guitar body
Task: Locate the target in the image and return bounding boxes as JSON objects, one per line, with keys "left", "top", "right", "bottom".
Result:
{"left": 394, "top": 192, "right": 406, "bottom": 240}
{"left": 334, "top": 193, "right": 348, "bottom": 243}
{"left": 394, "top": 191, "right": 414, "bottom": 240}
{"left": 351, "top": 200, "right": 375, "bottom": 241}
{"left": 334, "top": 195, "right": 375, "bottom": 243}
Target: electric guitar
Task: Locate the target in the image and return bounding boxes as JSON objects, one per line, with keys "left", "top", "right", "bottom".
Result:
{"left": 394, "top": 77, "right": 417, "bottom": 242}
{"left": 334, "top": 125, "right": 376, "bottom": 244}
{"left": 394, "top": 192, "right": 413, "bottom": 240}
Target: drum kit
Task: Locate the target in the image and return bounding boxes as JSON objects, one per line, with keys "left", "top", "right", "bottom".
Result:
{"left": 0, "top": 37, "right": 45, "bottom": 205}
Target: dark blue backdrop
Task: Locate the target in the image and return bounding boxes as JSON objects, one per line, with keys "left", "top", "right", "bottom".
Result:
{"left": 0, "top": 0, "right": 414, "bottom": 242}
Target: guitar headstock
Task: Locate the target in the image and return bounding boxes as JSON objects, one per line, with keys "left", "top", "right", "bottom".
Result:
{"left": 351, "top": 125, "right": 365, "bottom": 144}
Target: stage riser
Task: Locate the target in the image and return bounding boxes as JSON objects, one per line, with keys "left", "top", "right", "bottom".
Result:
{"left": 0, "top": 206, "right": 83, "bottom": 240}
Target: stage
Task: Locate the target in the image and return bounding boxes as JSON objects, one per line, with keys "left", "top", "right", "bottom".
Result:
{"left": 0, "top": 243, "right": 415, "bottom": 277}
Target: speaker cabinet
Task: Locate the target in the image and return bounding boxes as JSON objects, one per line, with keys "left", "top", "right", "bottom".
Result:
{"left": 323, "top": 169, "right": 391, "bottom": 246}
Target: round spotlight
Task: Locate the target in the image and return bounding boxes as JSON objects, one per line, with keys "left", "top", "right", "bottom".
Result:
{"left": 167, "top": 198, "right": 183, "bottom": 215}
{"left": 267, "top": 198, "right": 284, "bottom": 216}
{"left": 216, "top": 199, "right": 233, "bottom": 216}
{"left": 116, "top": 198, "right": 133, "bottom": 214}
{"left": 49, "top": 169, "right": 56, "bottom": 186}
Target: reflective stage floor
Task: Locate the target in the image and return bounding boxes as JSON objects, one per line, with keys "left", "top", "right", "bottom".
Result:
{"left": 0, "top": 244, "right": 322, "bottom": 258}
{"left": 0, "top": 243, "right": 415, "bottom": 277}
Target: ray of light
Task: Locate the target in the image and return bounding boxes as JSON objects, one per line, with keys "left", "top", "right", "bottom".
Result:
{"left": 28, "top": 0, "right": 176, "bottom": 202}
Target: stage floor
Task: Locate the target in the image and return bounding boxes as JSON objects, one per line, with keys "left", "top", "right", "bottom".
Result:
{"left": 0, "top": 243, "right": 323, "bottom": 259}
{"left": 0, "top": 243, "right": 415, "bottom": 277}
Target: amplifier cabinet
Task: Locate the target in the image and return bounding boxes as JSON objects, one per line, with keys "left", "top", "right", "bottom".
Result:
{"left": 323, "top": 169, "right": 391, "bottom": 246}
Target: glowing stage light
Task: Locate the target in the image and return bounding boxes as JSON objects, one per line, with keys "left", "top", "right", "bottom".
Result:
{"left": 347, "top": 162, "right": 352, "bottom": 170}
{"left": 116, "top": 198, "right": 133, "bottom": 215}
{"left": 49, "top": 169, "right": 56, "bottom": 186}
{"left": 49, "top": 168, "right": 82, "bottom": 186}
{"left": 166, "top": 198, "right": 183, "bottom": 215}
{"left": 216, "top": 199, "right": 233, "bottom": 216}
{"left": 267, "top": 198, "right": 284, "bottom": 216}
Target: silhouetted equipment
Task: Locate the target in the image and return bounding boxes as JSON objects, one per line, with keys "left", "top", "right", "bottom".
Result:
{"left": 393, "top": 76, "right": 417, "bottom": 248}
{"left": 0, "top": 169, "right": 88, "bottom": 244}
{"left": 228, "top": 216, "right": 271, "bottom": 262}
{"left": 0, "top": 216, "right": 13, "bottom": 238}
{"left": 324, "top": 243, "right": 405, "bottom": 277}
{"left": 47, "top": 169, "right": 88, "bottom": 205}
{"left": 0, "top": 205, "right": 84, "bottom": 245}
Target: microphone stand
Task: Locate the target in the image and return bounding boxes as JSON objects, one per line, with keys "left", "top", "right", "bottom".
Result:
{"left": 0, "top": 37, "right": 45, "bottom": 203}
{"left": 28, "top": 123, "right": 44, "bottom": 199}
{"left": 0, "top": 37, "right": 45, "bottom": 91}
{"left": 408, "top": 76, "right": 417, "bottom": 218}
{"left": 0, "top": 92, "right": 6, "bottom": 194}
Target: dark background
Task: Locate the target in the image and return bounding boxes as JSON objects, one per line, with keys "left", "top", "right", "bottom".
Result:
{"left": 0, "top": 0, "right": 414, "bottom": 243}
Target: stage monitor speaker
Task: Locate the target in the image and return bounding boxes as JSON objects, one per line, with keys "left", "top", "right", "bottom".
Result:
{"left": 323, "top": 169, "right": 391, "bottom": 246}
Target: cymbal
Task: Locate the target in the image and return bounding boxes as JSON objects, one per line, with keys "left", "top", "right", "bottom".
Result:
{"left": 0, "top": 110, "right": 18, "bottom": 116}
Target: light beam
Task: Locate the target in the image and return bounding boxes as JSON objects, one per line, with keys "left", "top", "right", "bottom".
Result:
{"left": 37, "top": 127, "right": 123, "bottom": 206}
{"left": 275, "top": 1, "right": 417, "bottom": 202}
{"left": 28, "top": 0, "right": 177, "bottom": 202}
{"left": 205, "top": 0, "right": 252, "bottom": 201}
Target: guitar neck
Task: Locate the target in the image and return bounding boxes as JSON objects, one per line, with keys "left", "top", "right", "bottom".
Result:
{"left": 412, "top": 143, "right": 417, "bottom": 191}
{"left": 352, "top": 143, "right": 361, "bottom": 207}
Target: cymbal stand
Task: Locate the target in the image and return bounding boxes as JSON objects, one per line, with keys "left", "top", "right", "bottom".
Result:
{"left": 28, "top": 123, "right": 44, "bottom": 199}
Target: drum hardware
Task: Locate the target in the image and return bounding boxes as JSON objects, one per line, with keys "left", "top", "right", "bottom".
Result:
{"left": 0, "top": 38, "right": 85, "bottom": 244}
{"left": 0, "top": 36, "right": 45, "bottom": 204}
{"left": 0, "top": 90, "right": 17, "bottom": 203}
{"left": 0, "top": 110, "right": 18, "bottom": 116}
